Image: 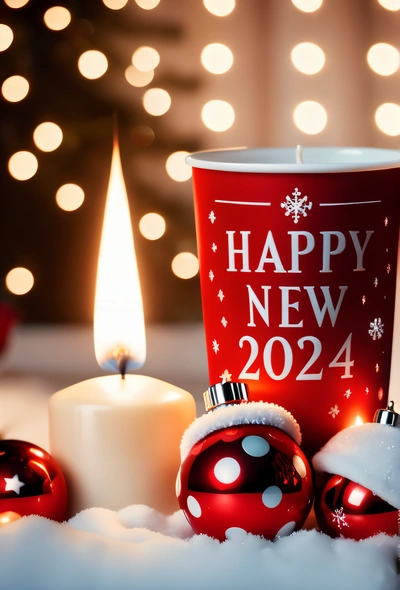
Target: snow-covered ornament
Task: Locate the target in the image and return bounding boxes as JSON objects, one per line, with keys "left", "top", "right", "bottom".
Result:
{"left": 177, "top": 381, "right": 314, "bottom": 541}
{"left": 313, "top": 401, "right": 400, "bottom": 540}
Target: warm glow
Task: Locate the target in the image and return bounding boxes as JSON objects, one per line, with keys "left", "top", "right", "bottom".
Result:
{"left": 201, "top": 43, "right": 234, "bottom": 74}
{"left": 171, "top": 252, "right": 199, "bottom": 279}
{"left": 132, "top": 46, "right": 160, "bottom": 72}
{"left": 291, "top": 0, "right": 323, "bottom": 11}
{"left": 202, "top": 100, "right": 235, "bottom": 131}
{"left": 203, "top": 0, "right": 235, "bottom": 16}
{"left": 135, "top": 0, "right": 161, "bottom": 9}
{"left": 377, "top": 0, "right": 400, "bottom": 9}
{"left": 125, "top": 65, "right": 154, "bottom": 87}
{"left": 103, "top": 0, "right": 128, "bottom": 8}
{"left": 0, "top": 512, "right": 21, "bottom": 527}
{"left": 94, "top": 139, "right": 146, "bottom": 371}
{"left": 354, "top": 415, "right": 364, "bottom": 426}
{"left": 139, "top": 213, "right": 166, "bottom": 240}
{"left": 367, "top": 43, "right": 399, "bottom": 76}
{"left": 5, "top": 267, "right": 34, "bottom": 295}
{"left": 56, "top": 183, "right": 85, "bottom": 211}
{"left": 293, "top": 100, "right": 327, "bottom": 134}
{"left": 44, "top": 6, "right": 71, "bottom": 30}
{"left": 0, "top": 24, "right": 14, "bottom": 51}
{"left": 78, "top": 50, "right": 108, "bottom": 79}
{"left": 166, "top": 151, "right": 192, "bottom": 182}
{"left": 8, "top": 151, "right": 38, "bottom": 180}
{"left": 375, "top": 103, "right": 400, "bottom": 135}
{"left": 33, "top": 122, "right": 63, "bottom": 152}
{"left": 143, "top": 88, "right": 171, "bottom": 116}
{"left": 1, "top": 75, "right": 29, "bottom": 102}
{"left": 291, "top": 42, "right": 325, "bottom": 75}
{"left": 4, "top": 0, "right": 29, "bottom": 7}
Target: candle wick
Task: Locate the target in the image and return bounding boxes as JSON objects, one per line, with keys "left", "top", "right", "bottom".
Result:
{"left": 118, "top": 354, "right": 127, "bottom": 379}
{"left": 296, "top": 144, "right": 303, "bottom": 165}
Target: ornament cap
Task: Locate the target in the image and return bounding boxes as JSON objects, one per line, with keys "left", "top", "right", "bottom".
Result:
{"left": 204, "top": 381, "right": 248, "bottom": 412}
{"left": 373, "top": 400, "right": 399, "bottom": 427}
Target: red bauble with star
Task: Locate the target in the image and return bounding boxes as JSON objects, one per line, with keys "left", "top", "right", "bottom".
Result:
{"left": 177, "top": 381, "right": 314, "bottom": 541}
{"left": 313, "top": 402, "right": 400, "bottom": 539}
{"left": 0, "top": 440, "right": 67, "bottom": 521}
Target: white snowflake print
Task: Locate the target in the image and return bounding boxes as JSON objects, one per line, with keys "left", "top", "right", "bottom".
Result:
{"left": 332, "top": 507, "right": 349, "bottom": 529}
{"left": 344, "top": 389, "right": 352, "bottom": 399}
{"left": 211, "top": 243, "right": 217, "bottom": 253}
{"left": 375, "top": 363, "right": 379, "bottom": 373}
{"left": 384, "top": 217, "right": 389, "bottom": 227}
{"left": 387, "top": 263, "right": 391, "bottom": 274}
{"left": 374, "top": 277, "right": 378, "bottom": 288}
{"left": 219, "top": 369, "right": 232, "bottom": 382}
{"left": 212, "top": 339, "right": 219, "bottom": 354}
{"left": 221, "top": 317, "right": 228, "bottom": 328}
{"left": 209, "top": 270, "right": 215, "bottom": 282}
{"left": 217, "top": 289, "right": 225, "bottom": 302}
{"left": 365, "top": 387, "right": 369, "bottom": 395}
{"left": 329, "top": 405, "right": 340, "bottom": 418}
{"left": 368, "top": 318, "right": 384, "bottom": 340}
{"left": 362, "top": 295, "right": 366, "bottom": 305}
{"left": 208, "top": 211, "right": 216, "bottom": 224}
{"left": 281, "top": 188, "right": 312, "bottom": 224}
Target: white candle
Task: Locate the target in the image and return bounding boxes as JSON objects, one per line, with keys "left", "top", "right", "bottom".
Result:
{"left": 49, "top": 138, "right": 196, "bottom": 516}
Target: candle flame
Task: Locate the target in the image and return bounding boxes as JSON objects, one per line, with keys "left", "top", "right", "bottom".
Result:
{"left": 354, "top": 415, "right": 363, "bottom": 426}
{"left": 94, "top": 137, "right": 146, "bottom": 372}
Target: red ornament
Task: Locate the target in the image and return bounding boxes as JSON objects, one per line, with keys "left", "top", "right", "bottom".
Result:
{"left": 0, "top": 440, "right": 67, "bottom": 522}
{"left": 177, "top": 381, "right": 313, "bottom": 541}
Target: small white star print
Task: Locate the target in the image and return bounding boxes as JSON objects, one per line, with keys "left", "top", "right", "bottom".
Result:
{"left": 384, "top": 217, "right": 389, "bottom": 227}
{"left": 211, "top": 243, "right": 217, "bottom": 253}
{"left": 329, "top": 405, "right": 340, "bottom": 418}
{"left": 217, "top": 289, "right": 225, "bottom": 302}
{"left": 344, "top": 389, "right": 352, "bottom": 399}
{"left": 212, "top": 339, "right": 219, "bottom": 354}
{"left": 4, "top": 474, "right": 25, "bottom": 495}
{"left": 387, "top": 263, "right": 391, "bottom": 274}
{"left": 365, "top": 387, "right": 369, "bottom": 395}
{"left": 362, "top": 295, "right": 366, "bottom": 305}
{"left": 208, "top": 211, "right": 216, "bottom": 224}
{"left": 209, "top": 270, "right": 215, "bottom": 282}
{"left": 219, "top": 369, "right": 232, "bottom": 382}
{"left": 375, "top": 363, "right": 379, "bottom": 372}
{"left": 374, "top": 278, "right": 378, "bottom": 288}
{"left": 221, "top": 317, "right": 228, "bottom": 327}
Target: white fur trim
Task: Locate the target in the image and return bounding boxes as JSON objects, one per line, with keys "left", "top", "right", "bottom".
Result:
{"left": 312, "top": 423, "right": 400, "bottom": 509}
{"left": 180, "top": 402, "right": 301, "bottom": 461}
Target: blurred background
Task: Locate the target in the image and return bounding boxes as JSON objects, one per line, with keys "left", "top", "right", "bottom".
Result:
{"left": 1, "top": 0, "right": 400, "bottom": 328}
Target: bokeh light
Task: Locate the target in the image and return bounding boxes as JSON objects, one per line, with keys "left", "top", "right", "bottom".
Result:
{"left": 132, "top": 46, "right": 160, "bottom": 72}
{"left": 293, "top": 100, "right": 327, "bottom": 134}
{"left": 8, "top": 151, "right": 38, "bottom": 180}
{"left": 1, "top": 75, "right": 29, "bottom": 102}
{"left": 166, "top": 151, "right": 192, "bottom": 182}
{"left": 33, "top": 122, "right": 63, "bottom": 152}
{"left": 201, "top": 100, "right": 235, "bottom": 131}
{"left": 143, "top": 88, "right": 171, "bottom": 116}
{"left": 203, "top": 0, "right": 235, "bottom": 16}
{"left": 0, "top": 24, "right": 14, "bottom": 51}
{"left": 367, "top": 43, "right": 399, "bottom": 76}
{"left": 5, "top": 267, "right": 34, "bottom": 295}
{"left": 102, "top": 0, "right": 128, "bottom": 8}
{"left": 375, "top": 103, "right": 400, "bottom": 135}
{"left": 78, "top": 50, "right": 108, "bottom": 79}
{"left": 125, "top": 65, "right": 154, "bottom": 87}
{"left": 131, "top": 124, "right": 155, "bottom": 147}
{"left": 135, "top": 0, "right": 161, "bottom": 8}
{"left": 139, "top": 213, "right": 166, "bottom": 240}
{"left": 291, "top": 0, "right": 323, "bottom": 11}
{"left": 171, "top": 252, "right": 199, "bottom": 279}
{"left": 43, "top": 6, "right": 71, "bottom": 30}
{"left": 201, "top": 43, "right": 234, "bottom": 74}
{"left": 291, "top": 42, "right": 325, "bottom": 75}
{"left": 377, "top": 0, "right": 400, "bottom": 9}
{"left": 56, "top": 184, "right": 85, "bottom": 211}
{"left": 4, "top": 0, "right": 29, "bottom": 7}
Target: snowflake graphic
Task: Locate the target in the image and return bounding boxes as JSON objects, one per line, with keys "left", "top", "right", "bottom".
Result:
{"left": 212, "top": 339, "right": 219, "bottom": 354}
{"left": 329, "top": 405, "right": 340, "bottom": 418}
{"left": 219, "top": 369, "right": 232, "bottom": 382}
{"left": 209, "top": 270, "right": 215, "bottom": 282}
{"left": 221, "top": 317, "right": 228, "bottom": 328}
{"left": 375, "top": 363, "right": 379, "bottom": 372}
{"left": 281, "top": 188, "right": 312, "bottom": 224}
{"left": 217, "top": 289, "right": 225, "bottom": 302}
{"left": 378, "top": 387, "right": 384, "bottom": 401}
{"left": 362, "top": 295, "right": 366, "bottom": 305}
{"left": 208, "top": 211, "right": 216, "bottom": 224}
{"left": 374, "top": 277, "right": 378, "bottom": 288}
{"left": 387, "top": 263, "right": 391, "bottom": 274}
{"left": 332, "top": 507, "right": 349, "bottom": 529}
{"left": 211, "top": 243, "right": 217, "bottom": 253}
{"left": 365, "top": 387, "right": 369, "bottom": 395}
{"left": 368, "top": 318, "right": 384, "bottom": 340}
{"left": 344, "top": 389, "right": 352, "bottom": 399}
{"left": 384, "top": 217, "right": 389, "bottom": 227}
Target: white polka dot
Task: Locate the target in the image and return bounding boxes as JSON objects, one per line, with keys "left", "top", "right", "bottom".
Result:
{"left": 292, "top": 455, "right": 307, "bottom": 478}
{"left": 214, "top": 457, "right": 241, "bottom": 484}
{"left": 187, "top": 495, "right": 201, "bottom": 518}
{"left": 175, "top": 467, "right": 181, "bottom": 497}
{"left": 242, "top": 436, "right": 270, "bottom": 457}
{"left": 225, "top": 527, "right": 247, "bottom": 540}
{"left": 275, "top": 521, "right": 296, "bottom": 538}
{"left": 262, "top": 486, "right": 282, "bottom": 508}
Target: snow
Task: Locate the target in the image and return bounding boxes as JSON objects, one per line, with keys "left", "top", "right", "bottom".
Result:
{"left": 0, "top": 506, "right": 397, "bottom": 590}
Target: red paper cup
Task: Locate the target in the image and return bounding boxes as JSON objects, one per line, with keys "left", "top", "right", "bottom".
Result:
{"left": 187, "top": 147, "right": 400, "bottom": 457}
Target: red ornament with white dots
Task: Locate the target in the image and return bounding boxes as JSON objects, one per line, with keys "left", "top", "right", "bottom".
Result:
{"left": 0, "top": 439, "right": 67, "bottom": 521}
{"left": 177, "top": 381, "right": 313, "bottom": 541}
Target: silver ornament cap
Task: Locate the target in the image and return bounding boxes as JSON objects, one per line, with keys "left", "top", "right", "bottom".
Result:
{"left": 373, "top": 400, "right": 399, "bottom": 427}
{"left": 203, "top": 380, "right": 249, "bottom": 412}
